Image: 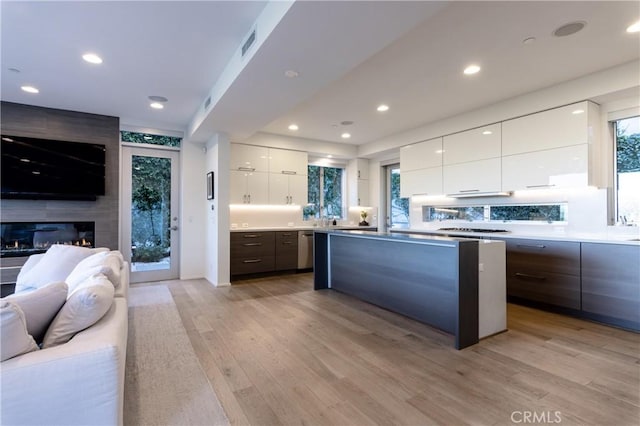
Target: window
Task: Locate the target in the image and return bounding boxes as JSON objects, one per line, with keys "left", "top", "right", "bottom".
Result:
{"left": 421, "top": 203, "right": 568, "bottom": 223}
{"left": 121, "top": 131, "right": 181, "bottom": 147}
{"left": 614, "top": 116, "right": 640, "bottom": 225}
{"left": 304, "top": 165, "right": 344, "bottom": 220}
{"left": 386, "top": 165, "right": 409, "bottom": 228}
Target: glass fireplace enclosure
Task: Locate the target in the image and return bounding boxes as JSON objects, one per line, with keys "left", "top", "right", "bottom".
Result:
{"left": 1, "top": 222, "right": 95, "bottom": 258}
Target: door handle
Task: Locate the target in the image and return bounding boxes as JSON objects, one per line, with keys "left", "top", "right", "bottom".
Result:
{"left": 168, "top": 226, "right": 178, "bottom": 231}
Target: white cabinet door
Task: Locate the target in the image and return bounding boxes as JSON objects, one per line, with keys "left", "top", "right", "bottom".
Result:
{"left": 400, "top": 137, "right": 443, "bottom": 172}
{"left": 443, "top": 123, "right": 501, "bottom": 165}
{"left": 288, "top": 174, "right": 308, "bottom": 205}
{"left": 356, "top": 158, "right": 369, "bottom": 180}
{"left": 230, "top": 144, "right": 269, "bottom": 172}
{"left": 246, "top": 171, "right": 269, "bottom": 204}
{"left": 269, "top": 148, "right": 307, "bottom": 175}
{"left": 229, "top": 170, "right": 248, "bottom": 204}
{"left": 400, "top": 167, "right": 443, "bottom": 197}
{"left": 443, "top": 158, "right": 501, "bottom": 195}
{"left": 502, "top": 101, "right": 593, "bottom": 156}
{"left": 357, "top": 179, "right": 369, "bottom": 206}
{"left": 502, "top": 145, "right": 589, "bottom": 191}
{"left": 268, "top": 173, "right": 290, "bottom": 204}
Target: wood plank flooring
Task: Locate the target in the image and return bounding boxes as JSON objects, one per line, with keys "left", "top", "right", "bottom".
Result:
{"left": 154, "top": 273, "right": 639, "bottom": 425}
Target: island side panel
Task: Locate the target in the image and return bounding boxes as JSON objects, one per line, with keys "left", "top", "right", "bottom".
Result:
{"left": 329, "top": 234, "right": 459, "bottom": 334}
{"left": 313, "top": 232, "right": 329, "bottom": 290}
{"left": 456, "top": 240, "right": 479, "bottom": 349}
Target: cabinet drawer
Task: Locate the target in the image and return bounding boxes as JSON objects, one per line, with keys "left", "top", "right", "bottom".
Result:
{"left": 231, "top": 256, "right": 276, "bottom": 275}
{"left": 507, "top": 269, "right": 581, "bottom": 309}
{"left": 231, "top": 232, "right": 275, "bottom": 245}
{"left": 504, "top": 238, "right": 580, "bottom": 276}
{"left": 231, "top": 232, "right": 275, "bottom": 257}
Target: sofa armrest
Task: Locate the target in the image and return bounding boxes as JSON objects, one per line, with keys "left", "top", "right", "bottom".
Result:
{"left": 114, "top": 261, "right": 129, "bottom": 299}
{"left": 1, "top": 297, "right": 128, "bottom": 426}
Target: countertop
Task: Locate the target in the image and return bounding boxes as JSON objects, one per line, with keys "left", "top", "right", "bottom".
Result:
{"left": 314, "top": 229, "right": 505, "bottom": 246}
{"left": 230, "top": 225, "right": 378, "bottom": 232}
{"left": 390, "top": 228, "right": 640, "bottom": 246}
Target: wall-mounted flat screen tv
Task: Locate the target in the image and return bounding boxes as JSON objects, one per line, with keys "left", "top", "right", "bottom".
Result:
{"left": 1, "top": 135, "right": 106, "bottom": 200}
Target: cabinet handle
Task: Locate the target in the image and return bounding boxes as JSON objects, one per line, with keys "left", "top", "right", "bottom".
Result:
{"left": 516, "top": 244, "right": 546, "bottom": 249}
{"left": 358, "top": 170, "right": 361, "bottom": 179}
{"left": 459, "top": 189, "right": 480, "bottom": 193}
{"left": 243, "top": 234, "right": 261, "bottom": 238}
{"left": 282, "top": 170, "right": 297, "bottom": 175}
{"left": 238, "top": 167, "right": 255, "bottom": 172}
{"left": 515, "top": 272, "right": 547, "bottom": 281}
{"left": 248, "top": 194, "right": 251, "bottom": 203}
{"left": 526, "top": 184, "right": 555, "bottom": 189}
{"left": 281, "top": 233, "right": 293, "bottom": 236}
{"left": 282, "top": 241, "right": 293, "bottom": 245}
{"left": 243, "top": 243, "right": 262, "bottom": 246}
{"left": 243, "top": 259, "right": 262, "bottom": 264}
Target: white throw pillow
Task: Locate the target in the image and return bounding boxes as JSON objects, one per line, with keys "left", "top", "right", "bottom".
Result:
{"left": 15, "top": 245, "right": 108, "bottom": 293}
{"left": 42, "top": 274, "right": 115, "bottom": 348}
{"left": 1, "top": 301, "right": 39, "bottom": 361}
{"left": 66, "top": 251, "right": 123, "bottom": 293}
{"left": 3, "top": 281, "right": 68, "bottom": 343}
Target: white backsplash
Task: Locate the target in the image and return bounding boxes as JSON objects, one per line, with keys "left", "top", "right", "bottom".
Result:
{"left": 229, "top": 205, "right": 378, "bottom": 229}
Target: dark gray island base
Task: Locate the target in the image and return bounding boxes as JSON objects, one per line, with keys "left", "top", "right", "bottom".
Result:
{"left": 314, "top": 230, "right": 480, "bottom": 349}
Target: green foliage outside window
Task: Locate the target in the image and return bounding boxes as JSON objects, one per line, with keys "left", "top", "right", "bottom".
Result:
{"left": 305, "top": 165, "right": 343, "bottom": 220}
{"left": 121, "top": 131, "right": 181, "bottom": 147}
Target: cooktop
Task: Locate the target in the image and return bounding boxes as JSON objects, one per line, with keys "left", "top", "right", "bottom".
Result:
{"left": 438, "top": 227, "right": 509, "bottom": 233}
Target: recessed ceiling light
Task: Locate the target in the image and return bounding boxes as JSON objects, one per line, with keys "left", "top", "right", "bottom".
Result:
{"left": 553, "top": 21, "right": 586, "bottom": 37}
{"left": 21, "top": 85, "right": 39, "bottom": 94}
{"left": 482, "top": 130, "right": 493, "bottom": 135}
{"left": 327, "top": 155, "right": 333, "bottom": 158}
{"left": 32, "top": 171, "right": 41, "bottom": 175}
{"left": 288, "top": 124, "right": 299, "bottom": 131}
{"left": 377, "top": 104, "right": 389, "bottom": 112}
{"left": 627, "top": 20, "right": 640, "bottom": 33}
{"left": 463, "top": 64, "right": 481, "bottom": 75}
{"left": 150, "top": 102, "right": 164, "bottom": 109}
{"left": 435, "top": 149, "right": 445, "bottom": 154}
{"left": 148, "top": 95, "right": 168, "bottom": 103}
{"left": 20, "top": 158, "right": 30, "bottom": 163}
{"left": 82, "top": 53, "right": 103, "bottom": 64}
{"left": 341, "top": 133, "right": 351, "bottom": 139}
{"left": 284, "top": 70, "right": 299, "bottom": 78}
{"left": 572, "top": 109, "right": 584, "bottom": 115}
{"left": 522, "top": 37, "right": 536, "bottom": 45}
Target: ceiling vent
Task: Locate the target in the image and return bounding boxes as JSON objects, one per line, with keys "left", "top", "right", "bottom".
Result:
{"left": 241, "top": 29, "right": 257, "bottom": 57}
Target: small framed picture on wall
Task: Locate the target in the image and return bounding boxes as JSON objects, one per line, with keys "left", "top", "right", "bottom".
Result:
{"left": 207, "top": 171, "right": 214, "bottom": 200}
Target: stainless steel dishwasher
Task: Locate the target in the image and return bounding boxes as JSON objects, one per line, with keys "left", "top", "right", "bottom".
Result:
{"left": 298, "top": 230, "right": 314, "bottom": 269}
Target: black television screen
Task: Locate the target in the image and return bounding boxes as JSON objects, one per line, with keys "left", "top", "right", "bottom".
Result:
{"left": 1, "top": 135, "right": 106, "bottom": 200}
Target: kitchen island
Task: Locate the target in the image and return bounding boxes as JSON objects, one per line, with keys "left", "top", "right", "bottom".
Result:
{"left": 314, "top": 230, "right": 506, "bottom": 349}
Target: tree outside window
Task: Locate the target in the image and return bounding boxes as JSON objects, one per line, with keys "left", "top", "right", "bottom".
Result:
{"left": 615, "top": 116, "right": 640, "bottom": 225}
{"left": 304, "top": 165, "right": 344, "bottom": 220}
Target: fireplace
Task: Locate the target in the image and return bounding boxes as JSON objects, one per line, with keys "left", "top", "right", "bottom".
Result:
{"left": 1, "top": 222, "right": 95, "bottom": 258}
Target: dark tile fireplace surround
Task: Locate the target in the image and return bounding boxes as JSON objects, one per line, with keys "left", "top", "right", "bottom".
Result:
{"left": 1, "top": 222, "right": 96, "bottom": 258}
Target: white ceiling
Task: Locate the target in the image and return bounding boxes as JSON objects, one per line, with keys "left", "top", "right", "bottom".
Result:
{"left": 2, "top": 1, "right": 639, "bottom": 147}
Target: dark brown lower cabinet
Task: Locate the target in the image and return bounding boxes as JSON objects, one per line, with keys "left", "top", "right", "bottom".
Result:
{"left": 581, "top": 243, "right": 640, "bottom": 331}
{"left": 230, "top": 231, "right": 299, "bottom": 277}
{"left": 504, "top": 238, "right": 581, "bottom": 309}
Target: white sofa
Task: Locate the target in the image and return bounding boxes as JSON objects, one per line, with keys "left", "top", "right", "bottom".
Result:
{"left": 0, "top": 249, "right": 129, "bottom": 426}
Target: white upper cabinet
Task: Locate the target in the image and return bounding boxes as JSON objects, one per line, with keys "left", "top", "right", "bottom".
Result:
{"left": 268, "top": 173, "right": 307, "bottom": 205}
{"left": 502, "top": 101, "right": 597, "bottom": 156}
{"left": 400, "top": 137, "right": 443, "bottom": 172}
{"left": 443, "top": 158, "right": 502, "bottom": 195}
{"left": 230, "top": 144, "right": 269, "bottom": 172}
{"left": 400, "top": 167, "right": 443, "bottom": 198}
{"left": 230, "top": 170, "right": 269, "bottom": 204}
{"left": 268, "top": 148, "right": 308, "bottom": 175}
{"left": 502, "top": 145, "right": 589, "bottom": 190}
{"left": 356, "top": 158, "right": 369, "bottom": 180}
{"left": 347, "top": 158, "right": 370, "bottom": 207}
{"left": 443, "top": 123, "right": 501, "bottom": 165}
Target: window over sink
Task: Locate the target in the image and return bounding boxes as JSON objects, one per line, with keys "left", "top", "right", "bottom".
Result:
{"left": 304, "top": 165, "right": 345, "bottom": 221}
{"left": 422, "top": 203, "right": 568, "bottom": 223}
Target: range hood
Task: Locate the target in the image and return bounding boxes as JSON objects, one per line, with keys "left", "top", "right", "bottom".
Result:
{"left": 446, "top": 191, "right": 513, "bottom": 198}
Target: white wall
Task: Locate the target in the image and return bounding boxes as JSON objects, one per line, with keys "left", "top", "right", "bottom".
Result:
{"left": 180, "top": 140, "right": 207, "bottom": 279}
{"left": 204, "top": 134, "right": 231, "bottom": 286}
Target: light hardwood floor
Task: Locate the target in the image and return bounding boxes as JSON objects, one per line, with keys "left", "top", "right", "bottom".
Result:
{"left": 159, "top": 273, "right": 639, "bottom": 426}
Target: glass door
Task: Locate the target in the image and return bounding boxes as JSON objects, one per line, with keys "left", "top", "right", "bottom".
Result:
{"left": 121, "top": 145, "right": 180, "bottom": 283}
{"left": 385, "top": 164, "right": 410, "bottom": 230}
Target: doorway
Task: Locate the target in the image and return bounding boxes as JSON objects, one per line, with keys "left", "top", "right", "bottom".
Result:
{"left": 121, "top": 145, "right": 180, "bottom": 283}
{"left": 385, "top": 164, "right": 410, "bottom": 230}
